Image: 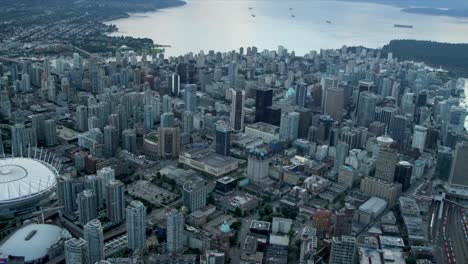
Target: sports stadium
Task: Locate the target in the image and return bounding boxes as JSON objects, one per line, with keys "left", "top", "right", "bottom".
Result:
{"left": 0, "top": 156, "right": 58, "bottom": 218}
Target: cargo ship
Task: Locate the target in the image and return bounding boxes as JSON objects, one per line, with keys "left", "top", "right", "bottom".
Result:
{"left": 394, "top": 24, "right": 413, "bottom": 28}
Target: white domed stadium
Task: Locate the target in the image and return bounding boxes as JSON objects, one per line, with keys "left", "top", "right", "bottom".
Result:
{"left": 0, "top": 157, "right": 58, "bottom": 217}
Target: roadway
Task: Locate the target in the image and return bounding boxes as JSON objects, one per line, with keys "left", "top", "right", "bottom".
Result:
{"left": 430, "top": 199, "right": 468, "bottom": 264}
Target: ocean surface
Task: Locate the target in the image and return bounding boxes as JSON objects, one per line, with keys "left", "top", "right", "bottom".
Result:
{"left": 106, "top": 0, "right": 468, "bottom": 56}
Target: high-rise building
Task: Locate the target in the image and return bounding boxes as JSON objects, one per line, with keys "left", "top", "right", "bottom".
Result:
{"left": 75, "top": 105, "right": 88, "bottom": 132}
{"left": 106, "top": 180, "right": 125, "bottom": 223}
{"left": 84, "top": 219, "right": 104, "bottom": 264}
{"left": 183, "top": 180, "right": 209, "bottom": 213}
{"left": 321, "top": 77, "right": 339, "bottom": 111}
{"left": 297, "top": 108, "right": 313, "bottom": 139}
{"left": 324, "top": 87, "right": 344, "bottom": 122}
{"left": 375, "top": 146, "right": 398, "bottom": 183}
{"left": 64, "top": 238, "right": 87, "bottom": 264}
{"left": 144, "top": 105, "right": 154, "bottom": 131}
{"left": 255, "top": 88, "right": 273, "bottom": 123}
{"left": 182, "top": 111, "right": 194, "bottom": 134}
{"left": 11, "top": 123, "right": 27, "bottom": 157}
{"left": 31, "top": 114, "right": 45, "bottom": 145}
{"left": 300, "top": 227, "right": 318, "bottom": 264}
{"left": 122, "top": 129, "right": 137, "bottom": 153}
{"left": 162, "top": 94, "right": 172, "bottom": 113}
{"left": 334, "top": 142, "right": 349, "bottom": 172}
{"left": 97, "top": 167, "right": 115, "bottom": 203}
{"left": 356, "top": 91, "right": 377, "bottom": 127}
{"left": 374, "top": 106, "right": 397, "bottom": 131}
{"left": 333, "top": 206, "right": 355, "bottom": 237}
{"left": 161, "top": 112, "right": 175, "bottom": 128}
{"left": 77, "top": 189, "right": 97, "bottom": 226}
{"left": 230, "top": 89, "right": 245, "bottom": 131}
{"left": 329, "top": 236, "right": 356, "bottom": 264}
{"left": 412, "top": 125, "right": 427, "bottom": 153}
{"left": 171, "top": 72, "right": 181, "bottom": 96}
{"left": 103, "top": 125, "right": 119, "bottom": 157}
{"left": 215, "top": 122, "right": 230, "bottom": 156}
{"left": 435, "top": 146, "right": 453, "bottom": 180}
{"left": 127, "top": 200, "right": 146, "bottom": 251}
{"left": 159, "top": 127, "right": 180, "bottom": 159}
{"left": 247, "top": 148, "right": 270, "bottom": 182}
{"left": 184, "top": 84, "right": 197, "bottom": 112}
{"left": 166, "top": 209, "right": 185, "bottom": 254}
{"left": 312, "top": 209, "right": 332, "bottom": 233}
{"left": 449, "top": 140, "right": 468, "bottom": 190}
{"left": 85, "top": 175, "right": 104, "bottom": 210}
{"left": 295, "top": 84, "right": 308, "bottom": 108}
{"left": 390, "top": 115, "right": 407, "bottom": 146}
{"left": 44, "top": 119, "right": 58, "bottom": 146}
{"left": 280, "top": 112, "right": 300, "bottom": 140}
{"left": 394, "top": 161, "right": 413, "bottom": 192}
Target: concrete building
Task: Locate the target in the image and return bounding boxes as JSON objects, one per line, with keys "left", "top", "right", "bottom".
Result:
{"left": 183, "top": 180, "right": 209, "bottom": 213}
{"left": 230, "top": 89, "right": 245, "bottom": 131}
{"left": 106, "top": 180, "right": 125, "bottom": 223}
{"left": 324, "top": 87, "right": 344, "bottom": 122}
{"left": 374, "top": 146, "right": 398, "bottom": 183}
{"left": 84, "top": 219, "right": 104, "bottom": 264}
{"left": 412, "top": 125, "right": 427, "bottom": 153}
{"left": 159, "top": 127, "right": 180, "bottom": 159}
{"left": 245, "top": 122, "right": 280, "bottom": 143}
{"left": 77, "top": 189, "right": 97, "bottom": 226}
{"left": 215, "top": 122, "right": 230, "bottom": 156}
{"left": 449, "top": 140, "right": 468, "bottom": 191}
{"left": 358, "top": 197, "right": 387, "bottom": 225}
{"left": 247, "top": 148, "right": 269, "bottom": 182}
{"left": 126, "top": 200, "right": 146, "bottom": 251}
{"left": 166, "top": 210, "right": 185, "bottom": 254}
{"left": 360, "top": 177, "right": 402, "bottom": 205}
{"left": 329, "top": 236, "right": 356, "bottom": 264}
{"left": 65, "top": 238, "right": 88, "bottom": 264}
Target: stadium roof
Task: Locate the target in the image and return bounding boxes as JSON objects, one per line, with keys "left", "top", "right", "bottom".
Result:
{"left": 0, "top": 158, "right": 58, "bottom": 203}
{"left": 0, "top": 224, "right": 70, "bottom": 261}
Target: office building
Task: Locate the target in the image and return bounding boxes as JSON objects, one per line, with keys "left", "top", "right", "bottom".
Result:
{"left": 161, "top": 112, "right": 175, "bottom": 128}
{"left": 184, "top": 84, "right": 197, "bottom": 112}
{"left": 97, "top": 167, "right": 115, "bottom": 203}
{"left": 390, "top": 115, "right": 407, "bottom": 146}
{"left": 280, "top": 111, "right": 299, "bottom": 140}
{"left": 31, "top": 113, "right": 45, "bottom": 145}
{"left": 329, "top": 236, "right": 356, "bottom": 264}
{"left": 374, "top": 106, "right": 397, "bottom": 131}
{"left": 122, "top": 129, "right": 137, "bottom": 153}
{"left": 106, "top": 180, "right": 125, "bottom": 223}
{"left": 183, "top": 180, "right": 209, "bottom": 213}
{"left": 230, "top": 89, "right": 245, "bottom": 131}
{"left": 201, "top": 250, "right": 225, "bottom": 264}
{"left": 247, "top": 148, "right": 270, "bottom": 182}
{"left": 255, "top": 87, "right": 273, "bottom": 123}
{"left": 64, "top": 238, "right": 87, "bottom": 264}
{"left": 375, "top": 146, "right": 398, "bottom": 183}
{"left": 394, "top": 161, "right": 413, "bottom": 192}
{"left": 333, "top": 206, "right": 355, "bottom": 237}
{"left": 143, "top": 105, "right": 154, "bottom": 131}
{"left": 334, "top": 142, "right": 349, "bottom": 172}
{"left": 435, "top": 146, "right": 453, "bottom": 180}
{"left": 324, "top": 87, "right": 344, "bottom": 122}
{"left": 297, "top": 108, "right": 313, "bottom": 139}
{"left": 312, "top": 209, "right": 332, "bottom": 233}
{"left": 162, "top": 94, "right": 172, "bottom": 113}
{"left": 166, "top": 209, "right": 185, "bottom": 254}
{"left": 103, "top": 125, "right": 118, "bottom": 157}
{"left": 77, "top": 189, "right": 97, "bottom": 226}
{"left": 159, "top": 127, "right": 180, "bottom": 159}
{"left": 449, "top": 140, "right": 468, "bottom": 190}
{"left": 356, "top": 91, "right": 377, "bottom": 127}
{"left": 295, "top": 84, "right": 308, "bottom": 107}
{"left": 127, "top": 200, "right": 146, "bottom": 251}
{"left": 182, "top": 111, "right": 194, "bottom": 134}
{"left": 360, "top": 177, "right": 402, "bottom": 205}
{"left": 215, "top": 122, "right": 231, "bottom": 156}
{"left": 83, "top": 219, "right": 104, "bottom": 264}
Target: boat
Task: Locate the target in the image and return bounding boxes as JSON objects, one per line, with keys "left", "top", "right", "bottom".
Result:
{"left": 249, "top": 7, "right": 253, "bottom": 10}
{"left": 289, "top": 8, "right": 293, "bottom": 10}
{"left": 394, "top": 24, "right": 413, "bottom": 28}
{"left": 326, "top": 20, "right": 331, "bottom": 24}
{"left": 291, "top": 14, "right": 295, "bottom": 18}
{"left": 251, "top": 14, "right": 256, "bottom": 17}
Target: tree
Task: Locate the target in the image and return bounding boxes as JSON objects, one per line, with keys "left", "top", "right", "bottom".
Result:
{"left": 234, "top": 207, "right": 243, "bottom": 217}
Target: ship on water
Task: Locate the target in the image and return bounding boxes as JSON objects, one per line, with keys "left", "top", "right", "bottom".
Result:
{"left": 394, "top": 24, "right": 413, "bottom": 28}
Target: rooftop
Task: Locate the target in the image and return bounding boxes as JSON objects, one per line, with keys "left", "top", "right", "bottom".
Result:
{"left": 246, "top": 122, "right": 280, "bottom": 134}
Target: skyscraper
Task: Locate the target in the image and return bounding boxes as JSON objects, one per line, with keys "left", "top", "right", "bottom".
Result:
{"left": 182, "top": 111, "right": 194, "bottom": 134}
{"left": 64, "top": 238, "right": 88, "bottom": 264}
{"left": 171, "top": 72, "right": 181, "bottom": 96}
{"left": 106, "top": 180, "right": 125, "bottom": 223}
{"left": 230, "top": 89, "right": 245, "bottom": 131}
{"left": 215, "top": 122, "right": 231, "bottom": 156}
{"left": 390, "top": 115, "right": 407, "bottom": 146}
{"left": 412, "top": 125, "right": 427, "bottom": 153}
{"left": 375, "top": 145, "right": 398, "bottom": 183}
{"left": 324, "top": 87, "right": 344, "bottom": 122}
{"left": 84, "top": 219, "right": 104, "bottom": 264}
{"left": 159, "top": 127, "right": 180, "bottom": 159}
{"left": 144, "top": 105, "right": 154, "bottom": 131}
{"left": 85, "top": 175, "right": 104, "bottom": 210}
{"left": 11, "top": 123, "right": 26, "bottom": 157}
{"left": 161, "top": 112, "right": 175, "bottom": 128}
{"left": 356, "top": 91, "right": 377, "bottom": 127}
{"left": 162, "top": 94, "right": 172, "bottom": 113}
{"left": 44, "top": 119, "right": 58, "bottom": 146}
{"left": 31, "top": 113, "right": 45, "bottom": 145}
{"left": 183, "top": 180, "right": 209, "bottom": 213}
{"left": 77, "top": 189, "right": 97, "bottom": 226}
{"left": 329, "top": 236, "right": 356, "bottom": 264}
{"left": 127, "top": 200, "right": 146, "bottom": 251}
{"left": 395, "top": 161, "right": 413, "bottom": 191}
{"left": 295, "top": 84, "right": 307, "bottom": 108}
{"left": 184, "top": 84, "right": 197, "bottom": 112}
{"left": 122, "top": 129, "right": 137, "bottom": 153}
{"left": 255, "top": 87, "right": 273, "bottom": 123}
{"left": 166, "top": 209, "right": 185, "bottom": 254}
{"left": 97, "top": 167, "right": 115, "bottom": 203}
{"left": 334, "top": 142, "right": 349, "bottom": 172}
{"left": 449, "top": 140, "right": 468, "bottom": 190}
{"left": 103, "top": 125, "right": 119, "bottom": 157}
